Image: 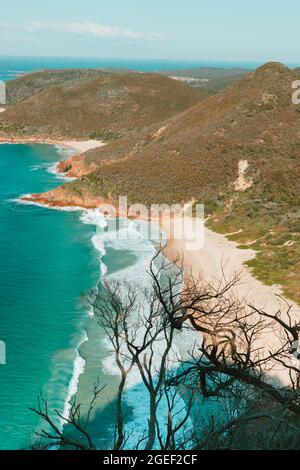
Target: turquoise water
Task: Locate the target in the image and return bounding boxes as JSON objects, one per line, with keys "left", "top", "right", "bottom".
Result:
{"left": 2, "top": 55, "right": 300, "bottom": 83}
{"left": 0, "top": 142, "right": 200, "bottom": 450}
{"left": 0, "top": 56, "right": 264, "bottom": 82}
{"left": 0, "top": 143, "right": 167, "bottom": 450}
{"left": 0, "top": 143, "right": 102, "bottom": 449}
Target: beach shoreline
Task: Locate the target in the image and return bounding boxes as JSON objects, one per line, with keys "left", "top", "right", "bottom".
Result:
{"left": 10, "top": 138, "right": 299, "bottom": 386}
{"left": 20, "top": 171, "right": 300, "bottom": 323}
{"left": 161, "top": 216, "right": 300, "bottom": 385}
{"left": 20, "top": 187, "right": 300, "bottom": 385}
{"left": 160, "top": 215, "right": 300, "bottom": 312}
{"left": 0, "top": 137, "right": 106, "bottom": 154}
{"left": 19, "top": 178, "right": 300, "bottom": 321}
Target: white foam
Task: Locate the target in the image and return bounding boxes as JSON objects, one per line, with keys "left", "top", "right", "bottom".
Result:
{"left": 54, "top": 145, "right": 76, "bottom": 158}
{"left": 92, "top": 235, "right": 106, "bottom": 257}
{"left": 98, "top": 219, "right": 199, "bottom": 447}
{"left": 61, "top": 331, "right": 88, "bottom": 424}
{"left": 87, "top": 307, "right": 95, "bottom": 318}
{"left": 100, "top": 262, "right": 108, "bottom": 276}
{"left": 12, "top": 153, "right": 195, "bottom": 443}
{"left": 57, "top": 208, "right": 112, "bottom": 427}
{"left": 80, "top": 209, "right": 109, "bottom": 276}
{"left": 80, "top": 209, "right": 108, "bottom": 229}
{"left": 12, "top": 195, "right": 85, "bottom": 212}
{"left": 29, "top": 162, "right": 51, "bottom": 172}
{"left": 47, "top": 162, "right": 58, "bottom": 174}
{"left": 47, "top": 162, "right": 77, "bottom": 182}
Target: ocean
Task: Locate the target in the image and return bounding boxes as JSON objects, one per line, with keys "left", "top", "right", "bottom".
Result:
{"left": 1, "top": 55, "right": 300, "bottom": 84}
{"left": 0, "top": 142, "right": 200, "bottom": 449}
{"left": 0, "top": 143, "right": 101, "bottom": 449}
{"left": 0, "top": 55, "right": 266, "bottom": 83}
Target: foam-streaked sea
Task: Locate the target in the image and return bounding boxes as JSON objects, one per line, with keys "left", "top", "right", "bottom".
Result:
{"left": 0, "top": 143, "right": 101, "bottom": 449}
{"left": 0, "top": 143, "right": 201, "bottom": 449}
{"left": 0, "top": 143, "right": 151, "bottom": 449}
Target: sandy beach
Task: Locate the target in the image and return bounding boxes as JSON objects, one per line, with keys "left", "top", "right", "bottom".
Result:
{"left": 6, "top": 138, "right": 298, "bottom": 386}
{"left": 57, "top": 139, "right": 106, "bottom": 154}
{"left": 162, "top": 216, "right": 300, "bottom": 385}
{"left": 0, "top": 137, "right": 106, "bottom": 154}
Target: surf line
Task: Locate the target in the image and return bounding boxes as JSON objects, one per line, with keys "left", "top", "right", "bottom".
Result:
{"left": 0, "top": 339, "right": 6, "bottom": 365}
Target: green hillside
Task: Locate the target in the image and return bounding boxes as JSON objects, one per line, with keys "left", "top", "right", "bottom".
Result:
{"left": 54, "top": 62, "right": 300, "bottom": 302}
{"left": 0, "top": 70, "right": 205, "bottom": 139}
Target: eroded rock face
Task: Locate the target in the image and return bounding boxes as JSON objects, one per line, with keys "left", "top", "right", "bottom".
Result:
{"left": 57, "top": 155, "right": 96, "bottom": 178}
{"left": 23, "top": 187, "right": 106, "bottom": 209}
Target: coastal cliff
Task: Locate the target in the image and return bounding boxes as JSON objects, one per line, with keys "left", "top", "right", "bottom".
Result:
{"left": 57, "top": 155, "right": 96, "bottom": 178}
{"left": 23, "top": 186, "right": 108, "bottom": 209}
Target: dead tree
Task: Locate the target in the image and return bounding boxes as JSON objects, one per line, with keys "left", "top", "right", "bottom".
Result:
{"left": 90, "top": 274, "right": 196, "bottom": 450}
{"left": 87, "top": 283, "right": 137, "bottom": 450}
{"left": 31, "top": 383, "right": 105, "bottom": 450}
{"left": 31, "top": 249, "right": 300, "bottom": 450}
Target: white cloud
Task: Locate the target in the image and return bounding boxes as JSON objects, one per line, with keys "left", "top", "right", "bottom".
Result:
{"left": 24, "top": 21, "right": 165, "bottom": 41}
{"left": 0, "top": 22, "right": 9, "bottom": 31}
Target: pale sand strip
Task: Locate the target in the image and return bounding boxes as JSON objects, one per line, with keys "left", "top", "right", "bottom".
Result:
{"left": 0, "top": 137, "right": 106, "bottom": 154}
{"left": 58, "top": 140, "right": 106, "bottom": 154}
{"left": 0, "top": 108, "right": 5, "bottom": 113}
{"left": 162, "top": 217, "right": 300, "bottom": 386}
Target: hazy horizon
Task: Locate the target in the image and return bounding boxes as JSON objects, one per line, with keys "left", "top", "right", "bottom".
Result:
{"left": 0, "top": 56, "right": 299, "bottom": 75}
{"left": 1, "top": 0, "right": 299, "bottom": 63}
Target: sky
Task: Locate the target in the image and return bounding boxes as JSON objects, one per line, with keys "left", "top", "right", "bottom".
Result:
{"left": 0, "top": 0, "right": 299, "bottom": 63}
